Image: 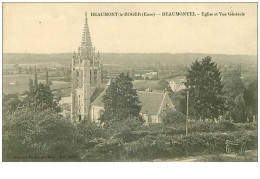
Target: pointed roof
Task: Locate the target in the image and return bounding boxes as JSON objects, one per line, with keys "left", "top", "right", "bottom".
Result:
{"left": 81, "top": 12, "right": 92, "bottom": 49}
{"left": 91, "top": 89, "right": 173, "bottom": 115}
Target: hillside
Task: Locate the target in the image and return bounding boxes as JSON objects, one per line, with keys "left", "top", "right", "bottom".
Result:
{"left": 3, "top": 53, "right": 257, "bottom": 66}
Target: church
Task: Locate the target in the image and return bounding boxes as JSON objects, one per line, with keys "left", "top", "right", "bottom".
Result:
{"left": 70, "top": 13, "right": 175, "bottom": 124}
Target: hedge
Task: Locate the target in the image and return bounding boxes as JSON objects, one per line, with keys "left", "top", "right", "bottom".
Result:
{"left": 124, "top": 130, "right": 257, "bottom": 161}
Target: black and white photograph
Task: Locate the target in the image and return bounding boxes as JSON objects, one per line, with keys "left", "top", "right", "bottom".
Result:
{"left": 1, "top": 2, "right": 258, "bottom": 163}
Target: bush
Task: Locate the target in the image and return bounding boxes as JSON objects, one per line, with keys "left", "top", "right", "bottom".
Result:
{"left": 124, "top": 130, "right": 257, "bottom": 161}
{"left": 160, "top": 110, "right": 186, "bottom": 125}
{"left": 104, "top": 117, "right": 144, "bottom": 143}
{"left": 83, "top": 138, "right": 124, "bottom": 162}
{"left": 236, "top": 123, "right": 258, "bottom": 131}
{"left": 212, "top": 120, "right": 236, "bottom": 131}
{"left": 3, "top": 108, "right": 78, "bottom": 161}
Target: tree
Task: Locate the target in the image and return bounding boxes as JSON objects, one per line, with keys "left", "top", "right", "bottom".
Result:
{"left": 223, "top": 69, "right": 247, "bottom": 122}
{"left": 244, "top": 79, "right": 257, "bottom": 121}
{"left": 157, "top": 79, "right": 172, "bottom": 93}
{"left": 2, "top": 94, "right": 21, "bottom": 114}
{"left": 102, "top": 72, "right": 141, "bottom": 121}
{"left": 24, "top": 72, "right": 61, "bottom": 112}
{"left": 24, "top": 83, "right": 61, "bottom": 112}
{"left": 160, "top": 109, "right": 186, "bottom": 125}
{"left": 3, "top": 108, "right": 77, "bottom": 161}
{"left": 231, "top": 94, "right": 247, "bottom": 123}
{"left": 185, "top": 56, "right": 224, "bottom": 120}
{"left": 223, "top": 69, "right": 245, "bottom": 97}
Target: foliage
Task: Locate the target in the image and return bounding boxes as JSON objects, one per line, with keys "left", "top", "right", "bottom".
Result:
{"left": 185, "top": 56, "right": 224, "bottom": 120}
{"left": 3, "top": 106, "right": 257, "bottom": 162}
{"left": 160, "top": 109, "right": 186, "bottom": 125}
{"left": 169, "top": 90, "right": 186, "bottom": 114}
{"left": 243, "top": 79, "right": 258, "bottom": 121}
{"left": 84, "top": 138, "right": 124, "bottom": 161}
{"left": 223, "top": 70, "right": 247, "bottom": 123}
{"left": 157, "top": 79, "right": 172, "bottom": 92}
{"left": 102, "top": 72, "right": 141, "bottom": 122}
{"left": 104, "top": 117, "right": 144, "bottom": 143}
{"left": 2, "top": 108, "right": 77, "bottom": 161}
{"left": 138, "top": 120, "right": 237, "bottom": 137}
{"left": 236, "top": 123, "right": 257, "bottom": 131}
{"left": 2, "top": 94, "right": 21, "bottom": 114}
{"left": 24, "top": 79, "right": 61, "bottom": 112}
{"left": 124, "top": 130, "right": 257, "bottom": 161}
{"left": 231, "top": 94, "right": 247, "bottom": 123}
{"left": 223, "top": 69, "right": 245, "bottom": 97}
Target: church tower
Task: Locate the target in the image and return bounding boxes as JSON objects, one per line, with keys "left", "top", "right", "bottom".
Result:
{"left": 71, "top": 12, "right": 102, "bottom": 122}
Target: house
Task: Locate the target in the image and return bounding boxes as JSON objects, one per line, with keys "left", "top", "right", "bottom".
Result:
{"left": 90, "top": 88, "right": 175, "bottom": 124}
{"left": 169, "top": 80, "right": 186, "bottom": 92}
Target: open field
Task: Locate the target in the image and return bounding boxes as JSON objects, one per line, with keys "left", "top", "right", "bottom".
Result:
{"left": 3, "top": 74, "right": 70, "bottom": 94}
{"left": 166, "top": 75, "right": 186, "bottom": 83}
{"left": 133, "top": 80, "right": 159, "bottom": 90}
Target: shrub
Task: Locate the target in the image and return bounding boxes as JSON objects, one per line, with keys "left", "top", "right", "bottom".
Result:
{"left": 124, "top": 130, "right": 257, "bottom": 161}
{"left": 212, "top": 120, "right": 236, "bottom": 131}
{"left": 104, "top": 117, "right": 144, "bottom": 143}
{"left": 83, "top": 138, "right": 124, "bottom": 162}
{"left": 2, "top": 108, "right": 78, "bottom": 161}
{"left": 236, "top": 123, "right": 257, "bottom": 131}
{"left": 160, "top": 109, "right": 186, "bottom": 125}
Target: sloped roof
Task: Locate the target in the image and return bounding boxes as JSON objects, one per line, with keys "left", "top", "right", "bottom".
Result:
{"left": 137, "top": 91, "right": 166, "bottom": 115}
{"left": 91, "top": 89, "right": 169, "bottom": 115}
{"left": 91, "top": 87, "right": 108, "bottom": 107}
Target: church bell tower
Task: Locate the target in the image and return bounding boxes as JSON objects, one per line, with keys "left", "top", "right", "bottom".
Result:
{"left": 71, "top": 12, "right": 102, "bottom": 122}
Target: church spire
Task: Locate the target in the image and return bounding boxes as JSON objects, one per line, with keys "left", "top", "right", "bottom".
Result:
{"left": 81, "top": 12, "right": 92, "bottom": 50}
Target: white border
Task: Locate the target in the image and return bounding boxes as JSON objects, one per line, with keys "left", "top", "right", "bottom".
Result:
{"left": 0, "top": 1, "right": 259, "bottom": 179}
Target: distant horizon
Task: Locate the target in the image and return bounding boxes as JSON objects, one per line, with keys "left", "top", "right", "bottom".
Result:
{"left": 2, "top": 52, "right": 257, "bottom": 56}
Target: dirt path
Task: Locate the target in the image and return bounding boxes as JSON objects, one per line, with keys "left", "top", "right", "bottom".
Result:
{"left": 153, "top": 150, "right": 258, "bottom": 162}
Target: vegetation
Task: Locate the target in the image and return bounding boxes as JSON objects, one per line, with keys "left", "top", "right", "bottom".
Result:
{"left": 3, "top": 108, "right": 77, "bottom": 161}
{"left": 223, "top": 69, "right": 247, "bottom": 122}
{"left": 160, "top": 109, "right": 186, "bottom": 125}
{"left": 2, "top": 55, "right": 257, "bottom": 162}
{"left": 243, "top": 79, "right": 258, "bottom": 121}
{"left": 102, "top": 72, "right": 141, "bottom": 122}
{"left": 23, "top": 76, "right": 61, "bottom": 112}
{"left": 3, "top": 110, "right": 257, "bottom": 161}
{"left": 185, "top": 56, "right": 224, "bottom": 120}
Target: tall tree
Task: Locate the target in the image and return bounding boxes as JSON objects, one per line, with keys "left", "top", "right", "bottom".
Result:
{"left": 102, "top": 72, "right": 141, "bottom": 121}
{"left": 46, "top": 68, "right": 49, "bottom": 86}
{"left": 185, "top": 56, "right": 224, "bottom": 120}
{"left": 24, "top": 73, "right": 61, "bottom": 112}
{"left": 223, "top": 69, "right": 246, "bottom": 122}
{"left": 243, "top": 79, "right": 257, "bottom": 121}
{"left": 34, "top": 66, "right": 38, "bottom": 86}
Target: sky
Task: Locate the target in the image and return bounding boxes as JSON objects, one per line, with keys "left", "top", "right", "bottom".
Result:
{"left": 3, "top": 3, "right": 257, "bottom": 55}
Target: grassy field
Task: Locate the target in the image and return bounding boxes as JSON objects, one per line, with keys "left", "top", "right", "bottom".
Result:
{"left": 3, "top": 74, "right": 70, "bottom": 94}
{"left": 132, "top": 76, "right": 186, "bottom": 91}
{"left": 133, "top": 80, "right": 159, "bottom": 90}
{"left": 166, "top": 75, "right": 186, "bottom": 82}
